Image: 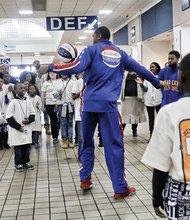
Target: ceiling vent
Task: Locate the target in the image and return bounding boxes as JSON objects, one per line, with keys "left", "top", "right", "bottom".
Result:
{"left": 31, "top": 0, "right": 46, "bottom": 11}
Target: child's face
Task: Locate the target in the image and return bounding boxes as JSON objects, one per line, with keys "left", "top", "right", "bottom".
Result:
{"left": 24, "top": 81, "right": 29, "bottom": 90}
{"left": 15, "top": 84, "right": 26, "bottom": 97}
{"left": 28, "top": 86, "right": 36, "bottom": 96}
{"left": 3, "top": 73, "right": 10, "bottom": 84}
{"left": 49, "top": 72, "right": 57, "bottom": 80}
{"left": 61, "top": 75, "right": 68, "bottom": 80}
{"left": 0, "top": 79, "right": 4, "bottom": 88}
{"left": 26, "top": 74, "right": 32, "bottom": 82}
{"left": 33, "top": 60, "right": 40, "bottom": 69}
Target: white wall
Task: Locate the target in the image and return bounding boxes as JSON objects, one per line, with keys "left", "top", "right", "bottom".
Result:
{"left": 173, "top": 0, "right": 190, "bottom": 27}
{"left": 9, "top": 56, "right": 54, "bottom": 65}
{"left": 173, "top": 25, "right": 181, "bottom": 53}
{"left": 128, "top": 16, "right": 140, "bottom": 46}
{"left": 142, "top": 41, "right": 172, "bottom": 68}
{"left": 181, "top": 26, "right": 190, "bottom": 57}
{"left": 116, "top": 45, "right": 131, "bottom": 55}
{"left": 131, "top": 42, "right": 142, "bottom": 63}
{"left": 173, "top": 24, "right": 190, "bottom": 57}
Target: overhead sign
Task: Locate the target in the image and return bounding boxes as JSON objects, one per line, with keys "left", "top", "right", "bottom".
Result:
{"left": 4, "top": 45, "right": 16, "bottom": 51}
{"left": 181, "top": 0, "right": 190, "bottom": 11}
{"left": 131, "top": 26, "right": 136, "bottom": 43}
{"left": 0, "top": 58, "right": 11, "bottom": 64}
{"left": 46, "top": 16, "right": 98, "bottom": 31}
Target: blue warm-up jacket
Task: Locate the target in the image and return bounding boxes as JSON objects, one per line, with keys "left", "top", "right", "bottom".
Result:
{"left": 158, "top": 66, "right": 181, "bottom": 107}
{"left": 48, "top": 40, "right": 160, "bottom": 112}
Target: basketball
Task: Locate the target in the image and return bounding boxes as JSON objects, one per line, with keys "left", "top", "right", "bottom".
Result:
{"left": 57, "top": 43, "right": 78, "bottom": 63}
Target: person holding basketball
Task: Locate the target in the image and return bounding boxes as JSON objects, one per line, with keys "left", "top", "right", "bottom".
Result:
{"left": 48, "top": 26, "right": 163, "bottom": 199}
{"left": 142, "top": 53, "right": 190, "bottom": 219}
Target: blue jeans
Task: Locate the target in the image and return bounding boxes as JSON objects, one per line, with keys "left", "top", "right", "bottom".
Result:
{"left": 43, "top": 110, "right": 50, "bottom": 128}
{"left": 32, "top": 131, "right": 39, "bottom": 144}
{"left": 58, "top": 105, "right": 74, "bottom": 142}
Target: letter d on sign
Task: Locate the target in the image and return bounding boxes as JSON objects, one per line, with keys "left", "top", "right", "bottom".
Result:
{"left": 50, "top": 18, "right": 62, "bottom": 30}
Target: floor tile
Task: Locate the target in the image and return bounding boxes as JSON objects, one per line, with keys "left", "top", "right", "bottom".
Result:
{"left": 0, "top": 123, "right": 161, "bottom": 219}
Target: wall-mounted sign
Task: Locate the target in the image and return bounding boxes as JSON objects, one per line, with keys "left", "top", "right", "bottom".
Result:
{"left": 131, "top": 26, "right": 136, "bottom": 43}
{"left": 181, "top": 0, "right": 190, "bottom": 11}
{"left": 4, "top": 45, "right": 16, "bottom": 51}
{"left": 0, "top": 58, "right": 11, "bottom": 64}
{"left": 46, "top": 16, "right": 98, "bottom": 31}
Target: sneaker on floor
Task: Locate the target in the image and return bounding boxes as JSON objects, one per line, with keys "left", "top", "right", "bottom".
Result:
{"left": 34, "top": 143, "right": 39, "bottom": 149}
{"left": 62, "top": 138, "right": 68, "bottom": 148}
{"left": 4, "top": 144, "right": 10, "bottom": 149}
{"left": 132, "top": 132, "right": 137, "bottom": 137}
{"left": 53, "top": 138, "right": 59, "bottom": 144}
{"left": 45, "top": 127, "right": 51, "bottom": 135}
{"left": 68, "top": 141, "right": 75, "bottom": 148}
{"left": 15, "top": 164, "right": 24, "bottom": 172}
{"left": 23, "top": 163, "right": 34, "bottom": 170}
{"left": 80, "top": 176, "right": 93, "bottom": 190}
{"left": 114, "top": 186, "right": 136, "bottom": 199}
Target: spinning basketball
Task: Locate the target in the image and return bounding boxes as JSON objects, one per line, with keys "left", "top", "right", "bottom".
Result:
{"left": 57, "top": 43, "right": 78, "bottom": 63}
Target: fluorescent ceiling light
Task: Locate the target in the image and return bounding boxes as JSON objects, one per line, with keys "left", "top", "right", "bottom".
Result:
{"left": 34, "top": 52, "right": 40, "bottom": 57}
{"left": 12, "top": 20, "right": 19, "bottom": 26}
{"left": 78, "top": 36, "right": 87, "bottom": 40}
{"left": 0, "top": 52, "right": 6, "bottom": 56}
{"left": 0, "top": 20, "right": 51, "bottom": 39}
{"left": 83, "top": 30, "right": 94, "bottom": 33}
{"left": 98, "top": 10, "right": 112, "bottom": 15}
{"left": 19, "top": 10, "right": 33, "bottom": 15}
{"left": 75, "top": 41, "right": 82, "bottom": 44}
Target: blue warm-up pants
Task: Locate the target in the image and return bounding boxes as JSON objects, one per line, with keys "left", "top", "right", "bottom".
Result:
{"left": 80, "top": 111, "right": 128, "bottom": 193}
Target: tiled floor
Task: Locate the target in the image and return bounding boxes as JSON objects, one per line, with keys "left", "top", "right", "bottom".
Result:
{"left": 0, "top": 122, "right": 164, "bottom": 220}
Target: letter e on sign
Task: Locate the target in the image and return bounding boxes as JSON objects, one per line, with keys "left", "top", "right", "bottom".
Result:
{"left": 65, "top": 17, "right": 75, "bottom": 30}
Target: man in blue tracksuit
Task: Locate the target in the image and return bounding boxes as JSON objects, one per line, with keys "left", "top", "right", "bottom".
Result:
{"left": 48, "top": 26, "right": 162, "bottom": 199}
{"left": 158, "top": 50, "right": 181, "bottom": 107}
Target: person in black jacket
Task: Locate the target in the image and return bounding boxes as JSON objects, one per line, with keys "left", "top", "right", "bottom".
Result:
{"left": 121, "top": 72, "right": 146, "bottom": 137}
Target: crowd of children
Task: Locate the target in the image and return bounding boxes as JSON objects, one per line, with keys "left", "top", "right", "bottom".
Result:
{"left": 0, "top": 66, "right": 84, "bottom": 172}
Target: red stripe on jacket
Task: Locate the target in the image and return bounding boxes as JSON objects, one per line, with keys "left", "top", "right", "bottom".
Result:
{"left": 53, "top": 59, "right": 80, "bottom": 72}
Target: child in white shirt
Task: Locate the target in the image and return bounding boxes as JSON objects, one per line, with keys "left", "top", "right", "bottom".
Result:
{"left": 6, "top": 83, "right": 35, "bottom": 172}
{"left": 27, "top": 84, "right": 42, "bottom": 149}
